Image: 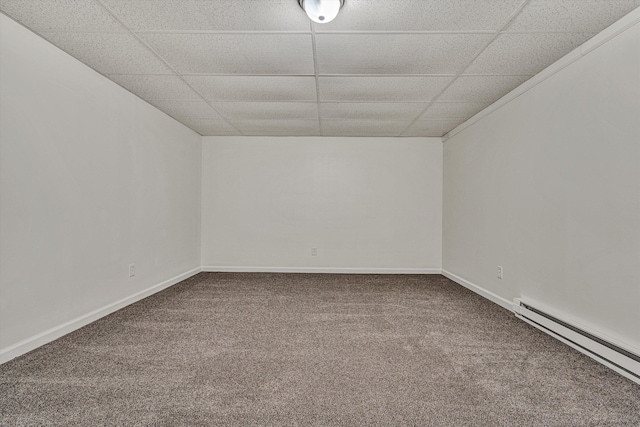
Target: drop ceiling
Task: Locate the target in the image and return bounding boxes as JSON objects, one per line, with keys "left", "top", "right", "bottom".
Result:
{"left": 1, "top": 0, "right": 639, "bottom": 137}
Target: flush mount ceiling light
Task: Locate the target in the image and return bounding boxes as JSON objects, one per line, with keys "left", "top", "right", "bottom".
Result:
{"left": 298, "top": 0, "right": 345, "bottom": 24}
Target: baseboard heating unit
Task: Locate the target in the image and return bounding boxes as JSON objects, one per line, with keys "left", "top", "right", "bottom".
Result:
{"left": 513, "top": 299, "right": 640, "bottom": 385}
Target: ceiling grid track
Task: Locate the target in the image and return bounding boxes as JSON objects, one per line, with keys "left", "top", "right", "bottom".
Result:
{"left": 92, "top": 0, "right": 245, "bottom": 136}
{"left": 399, "top": 0, "right": 533, "bottom": 137}
{"left": 309, "top": 22, "right": 324, "bottom": 136}
{"left": 4, "top": 0, "right": 637, "bottom": 137}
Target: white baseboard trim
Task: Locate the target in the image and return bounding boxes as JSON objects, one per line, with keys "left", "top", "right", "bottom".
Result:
{"left": 441, "top": 270, "right": 640, "bottom": 384}
{"left": 441, "top": 269, "right": 513, "bottom": 311}
{"left": 202, "top": 266, "right": 442, "bottom": 274}
{"left": 0, "top": 267, "right": 202, "bottom": 364}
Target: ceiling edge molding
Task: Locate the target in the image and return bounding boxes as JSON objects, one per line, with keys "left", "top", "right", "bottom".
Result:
{"left": 442, "top": 7, "right": 640, "bottom": 143}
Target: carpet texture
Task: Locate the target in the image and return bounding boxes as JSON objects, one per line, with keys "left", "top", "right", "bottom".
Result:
{"left": 1, "top": 273, "right": 639, "bottom": 426}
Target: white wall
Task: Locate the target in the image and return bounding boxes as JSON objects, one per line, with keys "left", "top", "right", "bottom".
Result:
{"left": 443, "top": 19, "right": 640, "bottom": 352}
{"left": 201, "top": 137, "right": 442, "bottom": 272}
{"left": 0, "top": 14, "right": 202, "bottom": 360}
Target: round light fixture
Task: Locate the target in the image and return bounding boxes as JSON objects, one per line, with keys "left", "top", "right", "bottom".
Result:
{"left": 298, "top": 0, "right": 344, "bottom": 24}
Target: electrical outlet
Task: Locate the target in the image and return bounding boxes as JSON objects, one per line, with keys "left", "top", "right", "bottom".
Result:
{"left": 311, "top": 247, "right": 318, "bottom": 256}
{"left": 129, "top": 264, "right": 135, "bottom": 277}
{"left": 497, "top": 266, "right": 503, "bottom": 280}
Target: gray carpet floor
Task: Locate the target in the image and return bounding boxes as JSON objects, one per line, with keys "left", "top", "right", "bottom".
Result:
{"left": 1, "top": 273, "right": 639, "bottom": 426}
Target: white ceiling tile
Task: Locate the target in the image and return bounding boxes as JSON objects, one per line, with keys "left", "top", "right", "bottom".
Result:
{"left": 506, "top": 0, "right": 640, "bottom": 32}
{"left": 176, "top": 118, "right": 240, "bottom": 136}
{"left": 322, "top": 120, "right": 410, "bottom": 137}
{"left": 140, "top": 33, "right": 314, "bottom": 75}
{"left": 320, "top": 103, "right": 426, "bottom": 121}
{"left": 214, "top": 102, "right": 318, "bottom": 120}
{"left": 0, "top": 0, "right": 124, "bottom": 32}
{"left": 3, "top": 0, "right": 637, "bottom": 139}
{"left": 317, "top": 0, "right": 525, "bottom": 32}
{"left": 467, "top": 33, "right": 596, "bottom": 75}
{"left": 316, "top": 34, "right": 492, "bottom": 75}
{"left": 438, "top": 75, "right": 532, "bottom": 102}
{"left": 101, "top": 0, "right": 310, "bottom": 31}
{"left": 319, "top": 76, "right": 453, "bottom": 102}
{"left": 184, "top": 76, "right": 318, "bottom": 102}
{"left": 147, "top": 100, "right": 224, "bottom": 119}
{"left": 107, "top": 75, "right": 201, "bottom": 101}
{"left": 420, "top": 102, "right": 492, "bottom": 120}
{"left": 402, "top": 120, "right": 464, "bottom": 137}
{"left": 231, "top": 119, "right": 320, "bottom": 136}
{"left": 40, "top": 32, "right": 172, "bottom": 75}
